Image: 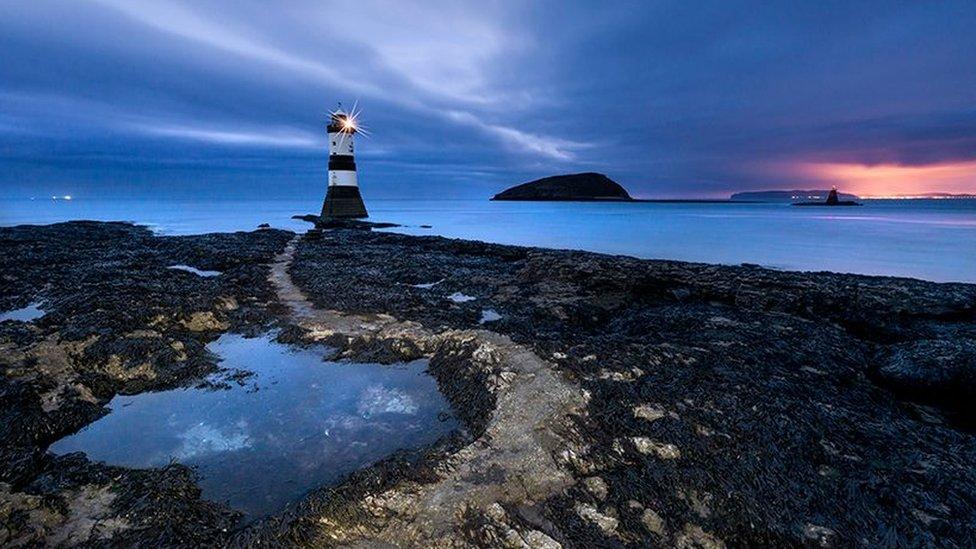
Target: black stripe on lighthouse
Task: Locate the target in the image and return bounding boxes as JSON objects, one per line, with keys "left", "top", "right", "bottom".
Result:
{"left": 327, "top": 155, "right": 357, "bottom": 171}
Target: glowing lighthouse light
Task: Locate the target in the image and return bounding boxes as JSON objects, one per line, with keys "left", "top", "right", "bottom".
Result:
{"left": 320, "top": 103, "right": 368, "bottom": 219}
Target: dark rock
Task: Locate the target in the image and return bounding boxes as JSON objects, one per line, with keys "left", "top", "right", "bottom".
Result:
{"left": 875, "top": 339, "right": 976, "bottom": 411}
{"left": 317, "top": 218, "right": 399, "bottom": 230}
{"left": 491, "top": 172, "right": 633, "bottom": 201}
{"left": 292, "top": 213, "right": 399, "bottom": 230}
{"left": 15, "top": 454, "right": 240, "bottom": 546}
{"left": 291, "top": 213, "right": 320, "bottom": 225}
{"left": 286, "top": 227, "right": 976, "bottom": 546}
{"left": 4, "top": 221, "right": 976, "bottom": 546}
{"left": 670, "top": 288, "right": 692, "bottom": 301}
{"left": 0, "top": 221, "right": 293, "bottom": 544}
{"left": 303, "top": 229, "right": 324, "bottom": 241}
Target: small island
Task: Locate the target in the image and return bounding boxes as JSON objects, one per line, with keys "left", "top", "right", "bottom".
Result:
{"left": 491, "top": 172, "right": 633, "bottom": 202}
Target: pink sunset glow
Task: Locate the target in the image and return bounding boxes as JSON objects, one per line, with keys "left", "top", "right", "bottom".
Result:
{"left": 789, "top": 161, "right": 976, "bottom": 197}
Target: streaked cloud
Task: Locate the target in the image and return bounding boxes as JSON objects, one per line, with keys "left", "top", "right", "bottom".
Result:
{"left": 294, "top": 1, "right": 524, "bottom": 105}
{"left": 444, "top": 110, "right": 584, "bottom": 161}
{"left": 87, "top": 0, "right": 388, "bottom": 100}
{"left": 138, "top": 124, "right": 322, "bottom": 149}
{"left": 84, "top": 0, "right": 568, "bottom": 160}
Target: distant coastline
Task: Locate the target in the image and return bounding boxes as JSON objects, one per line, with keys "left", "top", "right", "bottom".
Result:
{"left": 732, "top": 189, "right": 976, "bottom": 202}
{"left": 731, "top": 189, "right": 860, "bottom": 202}
{"left": 499, "top": 197, "right": 752, "bottom": 204}
{"left": 493, "top": 176, "right": 976, "bottom": 204}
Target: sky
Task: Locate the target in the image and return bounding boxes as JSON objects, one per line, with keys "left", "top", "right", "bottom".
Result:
{"left": 1, "top": 0, "right": 975, "bottom": 200}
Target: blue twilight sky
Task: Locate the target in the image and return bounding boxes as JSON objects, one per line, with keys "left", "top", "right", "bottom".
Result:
{"left": 1, "top": 0, "right": 975, "bottom": 200}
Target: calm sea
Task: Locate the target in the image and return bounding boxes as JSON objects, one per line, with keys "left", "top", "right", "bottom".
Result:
{"left": 2, "top": 198, "right": 974, "bottom": 283}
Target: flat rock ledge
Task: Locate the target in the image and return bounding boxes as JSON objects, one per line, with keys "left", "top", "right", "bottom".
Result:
{"left": 1, "top": 221, "right": 975, "bottom": 547}
{"left": 234, "top": 237, "right": 586, "bottom": 546}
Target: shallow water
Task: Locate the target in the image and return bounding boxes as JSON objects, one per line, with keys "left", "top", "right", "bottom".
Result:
{"left": 2, "top": 197, "right": 974, "bottom": 282}
{"left": 50, "top": 333, "right": 458, "bottom": 519}
{"left": 167, "top": 264, "right": 221, "bottom": 277}
{"left": 411, "top": 279, "right": 444, "bottom": 289}
{"left": 0, "top": 302, "right": 45, "bottom": 322}
{"left": 479, "top": 309, "right": 502, "bottom": 324}
{"left": 448, "top": 292, "right": 476, "bottom": 303}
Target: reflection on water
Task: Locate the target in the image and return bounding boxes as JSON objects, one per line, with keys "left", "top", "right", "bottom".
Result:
{"left": 50, "top": 333, "right": 458, "bottom": 519}
{"left": 448, "top": 292, "right": 476, "bottom": 303}
{"left": 2, "top": 197, "right": 974, "bottom": 282}
{"left": 0, "top": 302, "right": 45, "bottom": 322}
{"left": 167, "top": 264, "right": 221, "bottom": 277}
{"left": 372, "top": 199, "right": 976, "bottom": 283}
{"left": 480, "top": 309, "right": 502, "bottom": 324}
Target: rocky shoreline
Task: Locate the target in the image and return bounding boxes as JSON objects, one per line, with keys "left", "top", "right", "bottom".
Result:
{"left": 1, "top": 221, "right": 975, "bottom": 546}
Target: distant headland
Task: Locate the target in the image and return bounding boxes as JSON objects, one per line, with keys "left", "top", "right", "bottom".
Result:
{"left": 491, "top": 172, "right": 633, "bottom": 202}
{"left": 492, "top": 173, "right": 739, "bottom": 203}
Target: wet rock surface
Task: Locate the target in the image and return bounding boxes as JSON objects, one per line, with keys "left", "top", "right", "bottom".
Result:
{"left": 874, "top": 339, "right": 976, "bottom": 415}
{"left": 1, "top": 221, "right": 975, "bottom": 546}
{"left": 0, "top": 222, "right": 291, "bottom": 545}
{"left": 288, "top": 228, "right": 976, "bottom": 547}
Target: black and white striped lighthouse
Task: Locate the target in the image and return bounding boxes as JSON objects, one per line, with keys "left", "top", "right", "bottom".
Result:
{"left": 320, "top": 107, "right": 368, "bottom": 219}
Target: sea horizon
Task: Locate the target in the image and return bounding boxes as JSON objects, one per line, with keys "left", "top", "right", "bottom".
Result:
{"left": 3, "top": 196, "right": 974, "bottom": 284}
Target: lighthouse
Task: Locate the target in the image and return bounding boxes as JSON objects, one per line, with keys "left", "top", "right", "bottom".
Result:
{"left": 320, "top": 107, "right": 368, "bottom": 219}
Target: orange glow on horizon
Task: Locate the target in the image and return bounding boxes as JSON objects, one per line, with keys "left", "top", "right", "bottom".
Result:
{"left": 789, "top": 160, "right": 976, "bottom": 197}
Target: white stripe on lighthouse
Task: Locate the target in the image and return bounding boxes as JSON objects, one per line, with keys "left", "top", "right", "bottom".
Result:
{"left": 328, "top": 133, "right": 354, "bottom": 156}
{"left": 328, "top": 170, "right": 358, "bottom": 187}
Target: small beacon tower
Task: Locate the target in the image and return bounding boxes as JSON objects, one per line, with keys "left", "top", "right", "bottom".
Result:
{"left": 320, "top": 107, "right": 368, "bottom": 218}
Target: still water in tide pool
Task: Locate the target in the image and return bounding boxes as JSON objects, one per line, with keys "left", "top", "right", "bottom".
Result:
{"left": 50, "top": 333, "right": 458, "bottom": 519}
{"left": 0, "top": 302, "right": 45, "bottom": 322}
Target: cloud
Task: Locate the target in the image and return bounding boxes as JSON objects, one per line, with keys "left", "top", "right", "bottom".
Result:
{"left": 86, "top": 0, "right": 388, "bottom": 99}
{"left": 138, "top": 124, "right": 321, "bottom": 149}
{"left": 84, "top": 0, "right": 574, "bottom": 161}
{"left": 293, "top": 1, "right": 524, "bottom": 105}
{"left": 444, "top": 110, "right": 584, "bottom": 161}
{"left": 2, "top": 1, "right": 975, "bottom": 197}
{"left": 176, "top": 422, "right": 251, "bottom": 460}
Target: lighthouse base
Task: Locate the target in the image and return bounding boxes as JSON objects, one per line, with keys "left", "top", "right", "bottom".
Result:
{"left": 320, "top": 186, "right": 368, "bottom": 219}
